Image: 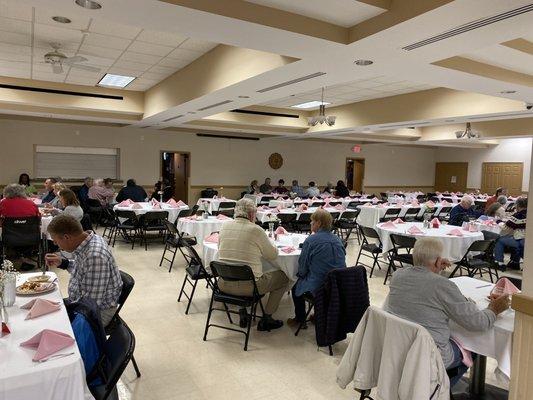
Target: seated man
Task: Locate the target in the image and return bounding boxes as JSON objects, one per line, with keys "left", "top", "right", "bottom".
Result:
{"left": 78, "top": 177, "right": 93, "bottom": 209}
{"left": 40, "top": 177, "right": 58, "bottom": 203}
{"left": 448, "top": 195, "right": 477, "bottom": 226}
{"left": 88, "top": 178, "right": 115, "bottom": 206}
{"left": 273, "top": 179, "right": 288, "bottom": 195}
{"left": 259, "top": 178, "right": 273, "bottom": 194}
{"left": 387, "top": 237, "right": 509, "bottom": 386}
{"left": 290, "top": 180, "right": 305, "bottom": 197}
{"left": 485, "top": 187, "right": 507, "bottom": 212}
{"left": 306, "top": 181, "right": 320, "bottom": 198}
{"left": 45, "top": 215, "right": 123, "bottom": 326}
{"left": 288, "top": 209, "right": 346, "bottom": 327}
{"left": 218, "top": 198, "right": 289, "bottom": 331}
{"left": 116, "top": 178, "right": 148, "bottom": 203}
{"left": 495, "top": 197, "right": 527, "bottom": 270}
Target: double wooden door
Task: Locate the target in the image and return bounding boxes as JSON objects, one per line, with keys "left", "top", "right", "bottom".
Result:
{"left": 481, "top": 162, "right": 523, "bottom": 196}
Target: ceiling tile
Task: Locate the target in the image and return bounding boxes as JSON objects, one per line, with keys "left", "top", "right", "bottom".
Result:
{"left": 33, "top": 71, "right": 67, "bottom": 82}
{"left": 78, "top": 43, "right": 123, "bottom": 60}
{"left": 148, "top": 65, "right": 177, "bottom": 74}
{"left": 0, "top": 59, "right": 26, "bottom": 69}
{"left": 179, "top": 38, "right": 217, "bottom": 52}
{"left": 89, "top": 18, "right": 141, "bottom": 39}
{"left": 0, "top": 67, "right": 30, "bottom": 79}
{"left": 34, "top": 39, "right": 78, "bottom": 53}
{"left": 34, "top": 10, "right": 91, "bottom": 31}
{"left": 136, "top": 30, "right": 188, "bottom": 47}
{"left": 83, "top": 33, "right": 131, "bottom": 50}
{"left": 0, "top": 42, "right": 31, "bottom": 56}
{"left": 0, "top": 1, "right": 32, "bottom": 21}
{"left": 111, "top": 60, "right": 150, "bottom": 74}
{"left": 128, "top": 41, "right": 173, "bottom": 57}
{"left": 65, "top": 76, "right": 100, "bottom": 85}
{"left": 0, "top": 16, "right": 31, "bottom": 35}
{"left": 67, "top": 67, "right": 104, "bottom": 79}
{"left": 119, "top": 51, "right": 161, "bottom": 65}
{"left": 140, "top": 71, "right": 170, "bottom": 81}
{"left": 167, "top": 47, "right": 203, "bottom": 61}
{"left": 0, "top": 31, "right": 31, "bottom": 46}
{"left": 0, "top": 48, "right": 29, "bottom": 62}
{"left": 34, "top": 23, "right": 84, "bottom": 46}
{"left": 76, "top": 54, "right": 114, "bottom": 67}
{"left": 157, "top": 57, "right": 189, "bottom": 68}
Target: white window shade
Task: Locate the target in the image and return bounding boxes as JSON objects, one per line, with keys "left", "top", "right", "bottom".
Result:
{"left": 35, "top": 146, "right": 119, "bottom": 179}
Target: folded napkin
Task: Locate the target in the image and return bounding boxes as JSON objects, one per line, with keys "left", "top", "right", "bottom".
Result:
{"left": 447, "top": 228, "right": 463, "bottom": 237}
{"left": 393, "top": 218, "right": 405, "bottom": 224}
{"left": 298, "top": 204, "right": 308, "bottom": 211}
{"left": 490, "top": 277, "right": 520, "bottom": 296}
{"left": 411, "top": 201, "right": 419, "bottom": 207}
{"left": 259, "top": 205, "right": 270, "bottom": 210}
{"left": 132, "top": 203, "right": 143, "bottom": 210}
{"left": 21, "top": 298, "right": 61, "bottom": 320}
{"left": 334, "top": 204, "right": 345, "bottom": 210}
{"left": 153, "top": 203, "right": 162, "bottom": 210}
{"left": 294, "top": 197, "right": 301, "bottom": 201}
{"left": 381, "top": 221, "right": 396, "bottom": 229}
{"left": 270, "top": 208, "right": 280, "bottom": 214}
{"left": 151, "top": 198, "right": 159, "bottom": 206}
{"left": 281, "top": 246, "right": 297, "bottom": 254}
{"left": 425, "top": 201, "right": 436, "bottom": 208}
{"left": 441, "top": 200, "right": 449, "bottom": 205}
{"left": 372, "top": 198, "right": 379, "bottom": 204}
{"left": 312, "top": 196, "right": 319, "bottom": 201}
{"left": 177, "top": 200, "right": 187, "bottom": 207}
{"left": 20, "top": 329, "right": 75, "bottom": 361}
{"left": 216, "top": 214, "right": 231, "bottom": 220}
{"left": 118, "top": 199, "right": 134, "bottom": 207}
{"left": 205, "top": 233, "right": 219, "bottom": 243}
{"left": 468, "top": 224, "right": 479, "bottom": 232}
{"left": 166, "top": 198, "right": 178, "bottom": 206}
{"left": 407, "top": 225, "right": 425, "bottom": 235}
{"left": 275, "top": 226, "right": 288, "bottom": 235}
{"left": 1, "top": 322, "right": 10, "bottom": 337}
{"left": 482, "top": 219, "right": 497, "bottom": 226}
{"left": 431, "top": 217, "right": 441, "bottom": 228}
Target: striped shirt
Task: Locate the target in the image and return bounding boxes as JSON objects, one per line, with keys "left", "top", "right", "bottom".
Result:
{"left": 501, "top": 209, "right": 527, "bottom": 239}
{"left": 67, "top": 232, "right": 122, "bottom": 310}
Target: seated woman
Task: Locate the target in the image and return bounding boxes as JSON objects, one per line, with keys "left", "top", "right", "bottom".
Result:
{"left": 150, "top": 179, "right": 174, "bottom": 202}
{"left": 18, "top": 173, "right": 37, "bottom": 196}
{"left": 485, "top": 195, "right": 507, "bottom": 220}
{"left": 288, "top": 209, "right": 346, "bottom": 327}
{"left": 58, "top": 189, "right": 84, "bottom": 221}
{"left": 246, "top": 180, "right": 259, "bottom": 195}
{"left": 386, "top": 237, "right": 510, "bottom": 386}
{"left": 46, "top": 183, "right": 67, "bottom": 210}
{"left": 0, "top": 184, "right": 40, "bottom": 221}
{"left": 335, "top": 180, "right": 350, "bottom": 198}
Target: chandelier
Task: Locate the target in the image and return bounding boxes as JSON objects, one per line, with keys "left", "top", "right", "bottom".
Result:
{"left": 307, "top": 88, "right": 336, "bottom": 126}
{"left": 454, "top": 122, "right": 480, "bottom": 139}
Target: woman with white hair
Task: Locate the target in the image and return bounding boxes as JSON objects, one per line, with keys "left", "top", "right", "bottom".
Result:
{"left": 218, "top": 198, "right": 290, "bottom": 331}
{"left": 0, "top": 183, "right": 40, "bottom": 221}
{"left": 386, "top": 237, "right": 510, "bottom": 386}
{"left": 485, "top": 195, "right": 507, "bottom": 220}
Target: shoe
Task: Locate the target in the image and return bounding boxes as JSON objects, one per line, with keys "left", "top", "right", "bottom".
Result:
{"left": 497, "top": 263, "right": 507, "bottom": 272}
{"left": 507, "top": 261, "right": 521, "bottom": 270}
{"left": 287, "top": 318, "right": 307, "bottom": 329}
{"left": 238, "top": 308, "right": 249, "bottom": 328}
{"left": 257, "top": 317, "right": 283, "bottom": 331}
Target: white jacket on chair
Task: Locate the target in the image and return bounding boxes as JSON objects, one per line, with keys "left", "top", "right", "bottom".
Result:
{"left": 336, "top": 306, "right": 450, "bottom": 400}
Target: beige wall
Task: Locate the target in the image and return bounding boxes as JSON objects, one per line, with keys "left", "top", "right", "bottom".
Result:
{"left": 435, "top": 138, "right": 532, "bottom": 192}
{"left": 0, "top": 119, "right": 437, "bottom": 202}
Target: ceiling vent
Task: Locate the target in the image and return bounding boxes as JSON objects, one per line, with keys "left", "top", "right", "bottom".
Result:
{"left": 162, "top": 114, "right": 185, "bottom": 122}
{"left": 378, "top": 121, "right": 430, "bottom": 129}
{"left": 403, "top": 4, "right": 533, "bottom": 51}
{"left": 0, "top": 84, "right": 123, "bottom": 100}
{"left": 467, "top": 112, "right": 529, "bottom": 120}
{"left": 197, "top": 100, "right": 233, "bottom": 111}
{"left": 196, "top": 133, "right": 259, "bottom": 141}
{"left": 231, "top": 109, "right": 300, "bottom": 119}
{"left": 257, "top": 72, "right": 326, "bottom": 93}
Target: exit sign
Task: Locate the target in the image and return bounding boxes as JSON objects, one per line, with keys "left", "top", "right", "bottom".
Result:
{"left": 351, "top": 145, "right": 361, "bottom": 153}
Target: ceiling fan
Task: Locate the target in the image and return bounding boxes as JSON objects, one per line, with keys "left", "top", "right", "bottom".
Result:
{"left": 455, "top": 122, "right": 480, "bottom": 139}
{"left": 43, "top": 43, "right": 101, "bottom": 74}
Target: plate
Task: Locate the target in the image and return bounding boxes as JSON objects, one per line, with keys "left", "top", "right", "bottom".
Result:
{"left": 16, "top": 282, "right": 56, "bottom": 296}
{"left": 27, "top": 275, "right": 51, "bottom": 283}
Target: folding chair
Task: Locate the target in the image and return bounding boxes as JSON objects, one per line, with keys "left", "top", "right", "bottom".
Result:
{"left": 177, "top": 243, "right": 213, "bottom": 314}
{"left": 277, "top": 213, "right": 297, "bottom": 232}
{"left": 111, "top": 210, "right": 140, "bottom": 249}
{"left": 1, "top": 216, "right": 44, "bottom": 269}
{"left": 379, "top": 207, "right": 401, "bottom": 222}
{"left": 138, "top": 211, "right": 169, "bottom": 250}
{"left": 86, "top": 199, "right": 104, "bottom": 228}
{"left": 384, "top": 234, "right": 416, "bottom": 284}
{"left": 159, "top": 220, "right": 197, "bottom": 273}
{"left": 334, "top": 209, "right": 360, "bottom": 244}
{"left": 448, "top": 240, "right": 497, "bottom": 282}
{"left": 356, "top": 226, "right": 384, "bottom": 278}
{"left": 294, "top": 212, "right": 312, "bottom": 233}
{"left": 402, "top": 207, "right": 419, "bottom": 222}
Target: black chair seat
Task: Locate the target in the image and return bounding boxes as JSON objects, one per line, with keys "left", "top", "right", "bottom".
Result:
{"left": 213, "top": 291, "right": 262, "bottom": 307}
{"left": 462, "top": 258, "right": 491, "bottom": 269}
{"left": 362, "top": 243, "right": 381, "bottom": 253}
{"left": 392, "top": 254, "right": 413, "bottom": 265}
{"left": 186, "top": 264, "right": 210, "bottom": 280}
{"left": 336, "top": 220, "right": 357, "bottom": 229}
{"left": 117, "top": 222, "right": 136, "bottom": 230}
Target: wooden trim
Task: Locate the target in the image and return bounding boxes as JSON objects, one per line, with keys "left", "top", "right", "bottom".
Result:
{"left": 512, "top": 294, "right": 533, "bottom": 317}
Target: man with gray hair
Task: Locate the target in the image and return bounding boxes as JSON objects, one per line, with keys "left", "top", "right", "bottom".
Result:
{"left": 218, "top": 198, "right": 289, "bottom": 331}
{"left": 448, "top": 195, "right": 477, "bottom": 226}
{"left": 88, "top": 178, "right": 115, "bottom": 206}
{"left": 386, "top": 237, "right": 510, "bottom": 386}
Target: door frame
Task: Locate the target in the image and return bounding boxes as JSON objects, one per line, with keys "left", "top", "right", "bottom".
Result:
{"left": 160, "top": 150, "right": 191, "bottom": 203}
{"left": 345, "top": 157, "right": 365, "bottom": 192}
{"left": 481, "top": 161, "right": 523, "bottom": 196}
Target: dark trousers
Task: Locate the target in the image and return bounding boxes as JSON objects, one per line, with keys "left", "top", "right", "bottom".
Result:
{"left": 292, "top": 288, "right": 307, "bottom": 322}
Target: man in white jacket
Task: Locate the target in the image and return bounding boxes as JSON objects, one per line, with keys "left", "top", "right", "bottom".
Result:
{"left": 387, "top": 237, "right": 510, "bottom": 386}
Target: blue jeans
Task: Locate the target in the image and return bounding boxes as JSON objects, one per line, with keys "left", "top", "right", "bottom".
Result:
{"left": 494, "top": 235, "right": 523, "bottom": 263}
{"left": 448, "top": 341, "right": 469, "bottom": 387}
{"left": 292, "top": 288, "right": 307, "bottom": 322}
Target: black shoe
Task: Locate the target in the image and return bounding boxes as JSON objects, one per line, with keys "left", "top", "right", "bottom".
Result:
{"left": 507, "top": 261, "right": 521, "bottom": 270}
{"left": 257, "top": 317, "right": 283, "bottom": 332}
{"left": 497, "top": 263, "right": 507, "bottom": 272}
{"left": 238, "top": 308, "right": 249, "bottom": 328}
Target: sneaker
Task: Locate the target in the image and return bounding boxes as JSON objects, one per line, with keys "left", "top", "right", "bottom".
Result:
{"left": 238, "top": 308, "right": 249, "bottom": 328}
{"left": 257, "top": 317, "right": 283, "bottom": 331}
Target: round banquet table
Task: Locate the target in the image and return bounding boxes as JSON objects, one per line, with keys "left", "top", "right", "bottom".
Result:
{"left": 256, "top": 207, "right": 356, "bottom": 223}
{"left": 196, "top": 198, "right": 236, "bottom": 213}
{"left": 177, "top": 215, "right": 233, "bottom": 241}
{"left": 202, "top": 232, "right": 308, "bottom": 281}
{"left": 356, "top": 203, "right": 449, "bottom": 228}
{"left": 375, "top": 221, "right": 483, "bottom": 261}
{"left": 113, "top": 202, "right": 188, "bottom": 223}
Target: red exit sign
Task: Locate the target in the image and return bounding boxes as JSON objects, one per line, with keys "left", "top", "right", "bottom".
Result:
{"left": 351, "top": 145, "right": 361, "bottom": 153}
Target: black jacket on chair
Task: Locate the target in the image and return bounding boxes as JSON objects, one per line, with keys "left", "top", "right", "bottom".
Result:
{"left": 314, "top": 265, "right": 370, "bottom": 348}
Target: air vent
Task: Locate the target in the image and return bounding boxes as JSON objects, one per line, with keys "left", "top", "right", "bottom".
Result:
{"left": 197, "top": 100, "right": 233, "bottom": 111}
{"left": 378, "top": 121, "right": 430, "bottom": 129}
{"left": 162, "top": 115, "right": 185, "bottom": 122}
{"left": 467, "top": 112, "right": 528, "bottom": 120}
{"left": 231, "top": 109, "right": 300, "bottom": 119}
{"left": 0, "top": 84, "right": 123, "bottom": 100}
{"left": 196, "top": 133, "right": 259, "bottom": 141}
{"left": 257, "top": 72, "right": 326, "bottom": 93}
{"left": 403, "top": 4, "right": 533, "bottom": 51}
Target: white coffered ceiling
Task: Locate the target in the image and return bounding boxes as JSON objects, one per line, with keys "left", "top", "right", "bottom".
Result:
{"left": 0, "top": 0, "right": 217, "bottom": 91}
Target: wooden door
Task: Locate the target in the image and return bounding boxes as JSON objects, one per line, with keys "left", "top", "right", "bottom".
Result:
{"left": 434, "top": 162, "right": 468, "bottom": 192}
{"left": 173, "top": 153, "right": 189, "bottom": 202}
{"left": 481, "top": 162, "right": 523, "bottom": 196}
{"left": 345, "top": 159, "right": 354, "bottom": 190}
{"left": 354, "top": 159, "right": 365, "bottom": 192}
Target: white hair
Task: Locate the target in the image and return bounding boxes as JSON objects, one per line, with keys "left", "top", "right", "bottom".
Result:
{"left": 3, "top": 184, "right": 27, "bottom": 199}
{"left": 93, "top": 178, "right": 103, "bottom": 186}
{"left": 234, "top": 198, "right": 256, "bottom": 219}
{"left": 497, "top": 195, "right": 507, "bottom": 205}
{"left": 461, "top": 195, "right": 474, "bottom": 206}
{"left": 413, "top": 237, "right": 443, "bottom": 267}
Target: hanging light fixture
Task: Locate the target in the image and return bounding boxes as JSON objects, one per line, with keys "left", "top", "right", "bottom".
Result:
{"left": 454, "top": 122, "right": 480, "bottom": 139}
{"left": 307, "top": 87, "right": 336, "bottom": 127}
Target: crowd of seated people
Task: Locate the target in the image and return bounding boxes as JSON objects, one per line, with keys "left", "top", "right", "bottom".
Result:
{"left": 247, "top": 177, "right": 353, "bottom": 198}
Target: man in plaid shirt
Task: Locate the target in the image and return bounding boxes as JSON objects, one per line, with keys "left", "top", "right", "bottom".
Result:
{"left": 46, "top": 215, "right": 122, "bottom": 326}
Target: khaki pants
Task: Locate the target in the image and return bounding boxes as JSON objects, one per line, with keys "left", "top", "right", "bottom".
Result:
{"left": 219, "top": 270, "right": 289, "bottom": 315}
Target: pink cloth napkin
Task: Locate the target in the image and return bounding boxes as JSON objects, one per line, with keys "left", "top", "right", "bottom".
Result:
{"left": 132, "top": 203, "right": 143, "bottom": 210}
{"left": 275, "top": 226, "right": 288, "bottom": 235}
{"left": 166, "top": 199, "right": 179, "bottom": 208}
{"left": 118, "top": 199, "right": 134, "bottom": 207}
{"left": 482, "top": 219, "right": 497, "bottom": 226}
{"left": 281, "top": 246, "right": 297, "bottom": 254}
{"left": 205, "top": 233, "right": 219, "bottom": 243}
{"left": 151, "top": 198, "right": 159, "bottom": 206}
{"left": 298, "top": 204, "right": 308, "bottom": 211}
{"left": 259, "top": 205, "right": 270, "bottom": 211}
{"left": 153, "top": 203, "right": 162, "bottom": 210}
{"left": 490, "top": 277, "right": 520, "bottom": 296}
{"left": 431, "top": 217, "right": 441, "bottom": 228}
{"left": 270, "top": 208, "right": 280, "bottom": 214}
{"left": 447, "top": 228, "right": 463, "bottom": 237}
{"left": 21, "top": 299, "right": 61, "bottom": 320}
{"left": 411, "top": 201, "right": 419, "bottom": 207}
{"left": 334, "top": 204, "right": 345, "bottom": 210}
{"left": 450, "top": 337, "right": 473, "bottom": 368}
{"left": 381, "top": 221, "right": 396, "bottom": 229}
{"left": 20, "top": 329, "right": 75, "bottom": 361}
{"left": 217, "top": 214, "right": 231, "bottom": 220}
{"left": 393, "top": 218, "right": 405, "bottom": 224}
{"left": 372, "top": 198, "right": 379, "bottom": 204}
{"left": 177, "top": 200, "right": 187, "bottom": 207}
{"left": 441, "top": 200, "right": 449, "bottom": 205}
{"left": 407, "top": 225, "right": 425, "bottom": 235}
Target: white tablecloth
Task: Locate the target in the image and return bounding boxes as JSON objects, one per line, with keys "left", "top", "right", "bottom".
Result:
{"left": 256, "top": 207, "right": 356, "bottom": 223}
{"left": 0, "top": 272, "right": 93, "bottom": 400}
{"left": 450, "top": 276, "right": 514, "bottom": 378}
{"left": 177, "top": 216, "right": 232, "bottom": 241}
{"left": 202, "top": 233, "right": 307, "bottom": 281}
{"left": 40, "top": 215, "right": 53, "bottom": 240}
{"left": 196, "top": 198, "right": 236, "bottom": 213}
{"left": 375, "top": 222, "right": 483, "bottom": 261}
{"left": 113, "top": 202, "right": 187, "bottom": 223}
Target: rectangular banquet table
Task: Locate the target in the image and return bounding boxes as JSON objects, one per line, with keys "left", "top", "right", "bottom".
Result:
{"left": 113, "top": 202, "right": 188, "bottom": 223}
{"left": 0, "top": 272, "right": 93, "bottom": 400}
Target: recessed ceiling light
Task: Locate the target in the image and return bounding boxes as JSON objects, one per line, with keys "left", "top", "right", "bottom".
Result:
{"left": 238, "top": 95, "right": 250, "bottom": 98}
{"left": 500, "top": 90, "right": 516, "bottom": 94}
{"left": 354, "top": 59, "right": 373, "bottom": 66}
{"left": 98, "top": 74, "right": 135, "bottom": 88}
{"left": 75, "top": 0, "right": 102, "bottom": 10}
{"left": 291, "top": 100, "right": 330, "bottom": 109}
{"left": 52, "top": 16, "right": 71, "bottom": 23}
